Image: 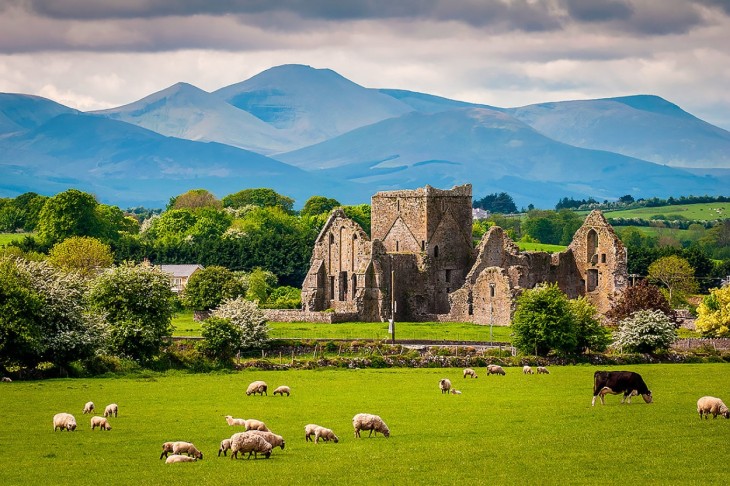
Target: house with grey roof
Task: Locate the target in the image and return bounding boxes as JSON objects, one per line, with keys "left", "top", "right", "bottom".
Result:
{"left": 159, "top": 264, "right": 204, "bottom": 293}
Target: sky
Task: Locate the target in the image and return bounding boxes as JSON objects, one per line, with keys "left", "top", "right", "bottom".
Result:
{"left": 1, "top": 0, "right": 729, "bottom": 130}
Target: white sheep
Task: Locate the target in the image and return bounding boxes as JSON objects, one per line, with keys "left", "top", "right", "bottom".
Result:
{"left": 230, "top": 432, "right": 273, "bottom": 459}
{"left": 450, "top": 389, "right": 462, "bottom": 395}
{"left": 90, "top": 416, "right": 112, "bottom": 431}
{"left": 103, "top": 403, "right": 118, "bottom": 418}
{"left": 697, "top": 396, "right": 730, "bottom": 419}
{"left": 537, "top": 366, "right": 550, "bottom": 374}
{"left": 248, "top": 430, "right": 286, "bottom": 449}
{"left": 53, "top": 412, "right": 77, "bottom": 432}
{"left": 523, "top": 365, "right": 534, "bottom": 375}
{"left": 487, "top": 364, "right": 506, "bottom": 376}
{"left": 439, "top": 378, "right": 452, "bottom": 394}
{"left": 82, "top": 401, "right": 95, "bottom": 414}
{"left": 246, "top": 380, "right": 268, "bottom": 396}
{"left": 218, "top": 439, "right": 231, "bottom": 457}
{"left": 304, "top": 423, "right": 319, "bottom": 442}
{"left": 272, "top": 385, "right": 291, "bottom": 396}
{"left": 1, "top": 376, "right": 11, "bottom": 382}
{"left": 353, "top": 413, "right": 390, "bottom": 438}
{"left": 463, "top": 368, "right": 478, "bottom": 378}
{"left": 244, "top": 419, "right": 269, "bottom": 432}
{"left": 165, "top": 455, "right": 197, "bottom": 464}
{"left": 225, "top": 415, "right": 246, "bottom": 426}
{"left": 160, "top": 441, "right": 203, "bottom": 460}
{"left": 315, "top": 427, "right": 339, "bottom": 444}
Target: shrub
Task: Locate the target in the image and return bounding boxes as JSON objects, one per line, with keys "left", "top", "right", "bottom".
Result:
{"left": 212, "top": 297, "right": 270, "bottom": 350}
{"left": 614, "top": 309, "right": 677, "bottom": 353}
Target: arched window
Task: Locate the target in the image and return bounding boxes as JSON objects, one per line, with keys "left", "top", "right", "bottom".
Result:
{"left": 434, "top": 245, "right": 439, "bottom": 258}
{"left": 587, "top": 229, "right": 598, "bottom": 262}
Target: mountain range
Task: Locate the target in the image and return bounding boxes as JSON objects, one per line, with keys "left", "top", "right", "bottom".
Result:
{"left": 1, "top": 64, "right": 729, "bottom": 209}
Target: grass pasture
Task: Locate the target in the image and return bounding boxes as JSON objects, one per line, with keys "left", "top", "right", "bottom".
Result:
{"left": 517, "top": 241, "right": 567, "bottom": 253}
{"left": 2, "top": 364, "right": 730, "bottom": 485}
{"left": 0, "top": 232, "right": 27, "bottom": 246}
{"left": 603, "top": 202, "right": 730, "bottom": 221}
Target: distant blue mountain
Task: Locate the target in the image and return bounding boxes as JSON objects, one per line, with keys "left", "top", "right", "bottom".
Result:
{"left": 0, "top": 93, "right": 78, "bottom": 135}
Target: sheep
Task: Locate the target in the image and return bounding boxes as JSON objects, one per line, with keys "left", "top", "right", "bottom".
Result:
{"left": 1, "top": 376, "right": 11, "bottom": 382}
{"left": 82, "top": 401, "right": 95, "bottom": 414}
{"left": 523, "top": 366, "right": 534, "bottom": 375}
{"left": 697, "top": 396, "right": 730, "bottom": 419}
{"left": 463, "top": 368, "right": 478, "bottom": 379}
{"left": 314, "top": 427, "right": 339, "bottom": 444}
{"left": 537, "top": 366, "right": 550, "bottom": 374}
{"left": 53, "top": 413, "right": 77, "bottom": 432}
{"left": 353, "top": 413, "right": 390, "bottom": 439}
{"left": 160, "top": 441, "right": 203, "bottom": 460}
{"left": 229, "top": 432, "right": 273, "bottom": 459}
{"left": 487, "top": 364, "right": 506, "bottom": 376}
{"left": 246, "top": 380, "right": 268, "bottom": 396}
{"left": 450, "top": 389, "right": 462, "bottom": 395}
{"left": 304, "top": 423, "right": 319, "bottom": 442}
{"left": 165, "top": 455, "right": 197, "bottom": 464}
{"left": 272, "top": 385, "right": 291, "bottom": 396}
{"left": 248, "top": 430, "right": 286, "bottom": 449}
{"left": 244, "top": 419, "right": 269, "bottom": 432}
{"left": 225, "top": 415, "right": 247, "bottom": 427}
{"left": 218, "top": 439, "right": 231, "bottom": 457}
{"left": 90, "top": 416, "right": 112, "bottom": 431}
{"left": 439, "top": 378, "right": 452, "bottom": 394}
{"left": 103, "top": 403, "right": 118, "bottom": 418}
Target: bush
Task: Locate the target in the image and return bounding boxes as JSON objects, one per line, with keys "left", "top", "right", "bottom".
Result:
{"left": 199, "top": 316, "right": 244, "bottom": 361}
{"left": 614, "top": 309, "right": 678, "bottom": 353}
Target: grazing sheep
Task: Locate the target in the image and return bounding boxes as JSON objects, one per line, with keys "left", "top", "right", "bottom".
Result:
{"left": 90, "top": 416, "right": 112, "bottom": 431}
{"left": 450, "top": 389, "right": 462, "bottom": 395}
{"left": 218, "top": 439, "right": 231, "bottom": 457}
{"left": 439, "top": 378, "right": 452, "bottom": 394}
{"left": 53, "top": 413, "right": 77, "bottom": 432}
{"left": 272, "top": 385, "right": 291, "bottom": 396}
{"left": 160, "top": 441, "right": 203, "bottom": 460}
{"left": 103, "top": 403, "right": 118, "bottom": 418}
{"left": 463, "top": 368, "right": 478, "bottom": 379}
{"left": 487, "top": 364, "right": 506, "bottom": 376}
{"left": 82, "top": 401, "right": 95, "bottom": 414}
{"left": 697, "top": 396, "right": 730, "bottom": 419}
{"left": 537, "top": 366, "right": 550, "bottom": 374}
{"left": 523, "top": 366, "right": 534, "bottom": 375}
{"left": 248, "top": 430, "right": 286, "bottom": 449}
{"left": 246, "top": 380, "right": 268, "bottom": 396}
{"left": 225, "top": 415, "right": 247, "bottom": 427}
{"left": 353, "top": 413, "right": 390, "bottom": 439}
{"left": 1, "top": 376, "right": 12, "bottom": 382}
{"left": 315, "top": 427, "right": 339, "bottom": 444}
{"left": 229, "top": 432, "right": 273, "bottom": 460}
{"left": 304, "top": 423, "right": 319, "bottom": 442}
{"left": 244, "top": 419, "right": 269, "bottom": 432}
{"left": 165, "top": 455, "right": 197, "bottom": 464}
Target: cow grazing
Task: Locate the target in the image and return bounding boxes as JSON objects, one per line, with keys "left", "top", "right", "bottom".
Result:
{"left": 592, "top": 371, "right": 652, "bottom": 406}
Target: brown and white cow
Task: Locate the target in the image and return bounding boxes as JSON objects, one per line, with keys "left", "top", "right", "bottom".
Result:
{"left": 592, "top": 371, "right": 652, "bottom": 406}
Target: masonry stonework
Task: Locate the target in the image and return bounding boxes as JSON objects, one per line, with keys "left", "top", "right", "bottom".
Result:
{"left": 301, "top": 184, "right": 626, "bottom": 325}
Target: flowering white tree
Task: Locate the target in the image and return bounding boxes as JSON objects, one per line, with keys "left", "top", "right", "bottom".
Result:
{"left": 212, "top": 297, "right": 269, "bottom": 350}
{"left": 614, "top": 309, "right": 677, "bottom": 353}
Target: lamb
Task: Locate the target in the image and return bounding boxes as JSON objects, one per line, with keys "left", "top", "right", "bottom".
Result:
{"left": 248, "top": 430, "right": 286, "bottom": 449}
{"left": 218, "top": 439, "right": 231, "bottom": 457}
{"left": 439, "top": 378, "right": 452, "bottom": 394}
{"left": 229, "top": 432, "right": 273, "bottom": 459}
{"left": 103, "top": 403, "right": 118, "bottom": 418}
{"left": 487, "top": 364, "right": 506, "bottom": 376}
{"left": 450, "top": 389, "right": 462, "bottom": 395}
{"left": 244, "top": 419, "right": 269, "bottom": 432}
{"left": 1, "top": 376, "right": 11, "bottom": 382}
{"left": 304, "top": 423, "right": 319, "bottom": 442}
{"left": 160, "top": 441, "right": 203, "bottom": 460}
{"left": 82, "top": 401, "right": 95, "bottom": 414}
{"left": 697, "top": 396, "right": 730, "bottom": 419}
{"left": 537, "top": 366, "right": 550, "bottom": 374}
{"left": 225, "top": 415, "right": 247, "bottom": 427}
{"left": 90, "top": 416, "right": 112, "bottom": 430}
{"left": 272, "top": 385, "right": 291, "bottom": 396}
{"left": 53, "top": 413, "right": 77, "bottom": 432}
{"left": 165, "top": 455, "right": 197, "bottom": 464}
{"left": 463, "top": 368, "right": 478, "bottom": 378}
{"left": 314, "top": 427, "right": 339, "bottom": 444}
{"left": 353, "top": 413, "right": 390, "bottom": 438}
{"left": 523, "top": 366, "right": 534, "bottom": 375}
{"left": 246, "top": 380, "right": 268, "bottom": 396}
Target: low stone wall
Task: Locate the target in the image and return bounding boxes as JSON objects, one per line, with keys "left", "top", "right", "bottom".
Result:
{"left": 672, "top": 338, "right": 730, "bottom": 350}
{"left": 263, "top": 309, "right": 360, "bottom": 323}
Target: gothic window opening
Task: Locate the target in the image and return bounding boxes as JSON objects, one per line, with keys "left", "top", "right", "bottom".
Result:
{"left": 421, "top": 240, "right": 425, "bottom": 251}
{"left": 601, "top": 254, "right": 606, "bottom": 263}
{"left": 352, "top": 274, "right": 357, "bottom": 298}
{"left": 339, "top": 271, "right": 348, "bottom": 301}
{"left": 434, "top": 245, "right": 439, "bottom": 258}
{"left": 587, "top": 269, "right": 598, "bottom": 292}
{"left": 396, "top": 241, "right": 399, "bottom": 252}
{"left": 445, "top": 269, "right": 452, "bottom": 283}
{"left": 587, "top": 229, "right": 598, "bottom": 263}
{"left": 329, "top": 276, "right": 335, "bottom": 300}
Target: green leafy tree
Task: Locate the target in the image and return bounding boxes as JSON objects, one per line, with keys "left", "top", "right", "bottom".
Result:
{"left": 181, "top": 266, "right": 246, "bottom": 311}
{"left": 48, "top": 236, "right": 114, "bottom": 278}
{"left": 172, "top": 189, "right": 222, "bottom": 211}
{"left": 88, "top": 262, "right": 175, "bottom": 363}
{"left": 246, "top": 267, "right": 277, "bottom": 304}
{"left": 695, "top": 286, "right": 730, "bottom": 337}
{"left": 606, "top": 280, "right": 674, "bottom": 325}
{"left": 264, "top": 286, "right": 302, "bottom": 309}
{"left": 222, "top": 188, "right": 294, "bottom": 213}
{"left": 12, "top": 192, "right": 48, "bottom": 231}
{"left": 473, "top": 192, "right": 517, "bottom": 214}
{"left": 211, "top": 297, "right": 269, "bottom": 350}
{"left": 0, "top": 205, "right": 24, "bottom": 232}
{"left": 36, "top": 189, "right": 101, "bottom": 245}
{"left": 614, "top": 309, "right": 677, "bottom": 353}
{"left": 198, "top": 316, "right": 244, "bottom": 361}
{"left": 301, "top": 196, "right": 341, "bottom": 217}
{"left": 511, "top": 284, "right": 578, "bottom": 356}
{"left": 647, "top": 255, "right": 698, "bottom": 307}
{"left": 143, "top": 209, "right": 197, "bottom": 242}
{"left": 343, "top": 204, "right": 371, "bottom": 236}
{"left": 569, "top": 297, "right": 611, "bottom": 352}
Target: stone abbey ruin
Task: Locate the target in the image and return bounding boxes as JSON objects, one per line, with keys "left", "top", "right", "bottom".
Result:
{"left": 301, "top": 184, "right": 627, "bottom": 325}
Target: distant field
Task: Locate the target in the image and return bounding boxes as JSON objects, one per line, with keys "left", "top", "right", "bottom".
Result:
{"left": 0, "top": 232, "right": 29, "bottom": 246}
{"left": 604, "top": 202, "right": 730, "bottom": 220}
{"left": 618, "top": 226, "right": 693, "bottom": 239}
{"left": 517, "top": 241, "right": 567, "bottom": 253}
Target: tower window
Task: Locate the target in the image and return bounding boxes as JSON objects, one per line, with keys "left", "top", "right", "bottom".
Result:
{"left": 434, "top": 245, "right": 439, "bottom": 258}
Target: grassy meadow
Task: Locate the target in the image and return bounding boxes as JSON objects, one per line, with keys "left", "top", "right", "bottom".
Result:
{"left": 0, "top": 232, "right": 28, "bottom": 246}
{"left": 603, "top": 202, "right": 730, "bottom": 220}
{"left": 517, "top": 241, "right": 567, "bottom": 253}
{"left": 2, "top": 364, "right": 729, "bottom": 485}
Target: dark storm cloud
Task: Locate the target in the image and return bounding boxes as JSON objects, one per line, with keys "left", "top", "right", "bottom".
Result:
{"left": 563, "top": 0, "right": 634, "bottom": 22}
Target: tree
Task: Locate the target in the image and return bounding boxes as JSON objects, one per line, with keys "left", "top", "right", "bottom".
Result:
{"left": 198, "top": 316, "right": 244, "bottom": 361}
{"left": 48, "top": 236, "right": 114, "bottom": 278}
{"left": 695, "top": 286, "right": 730, "bottom": 337}
{"left": 172, "top": 189, "right": 222, "bottom": 211}
{"left": 36, "top": 189, "right": 101, "bottom": 245}
{"left": 301, "top": 196, "right": 340, "bottom": 217}
{"left": 88, "top": 262, "right": 175, "bottom": 362}
{"left": 211, "top": 297, "right": 269, "bottom": 350}
{"left": 569, "top": 297, "right": 611, "bottom": 352}
{"left": 181, "top": 266, "right": 246, "bottom": 311}
{"left": 647, "top": 255, "right": 698, "bottom": 307}
{"left": 511, "top": 284, "right": 577, "bottom": 356}
{"left": 473, "top": 192, "right": 517, "bottom": 214}
{"left": 606, "top": 280, "right": 674, "bottom": 325}
{"left": 246, "top": 267, "right": 277, "bottom": 304}
{"left": 222, "top": 188, "right": 294, "bottom": 213}
{"left": 614, "top": 309, "right": 677, "bottom": 353}
{"left": 343, "top": 204, "right": 371, "bottom": 236}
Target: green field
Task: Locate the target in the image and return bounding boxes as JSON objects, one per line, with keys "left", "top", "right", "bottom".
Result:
{"left": 0, "top": 232, "right": 28, "bottom": 246}
{"left": 603, "top": 202, "right": 730, "bottom": 221}
{"left": 517, "top": 241, "right": 567, "bottom": 253}
{"left": 2, "top": 365, "right": 729, "bottom": 484}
